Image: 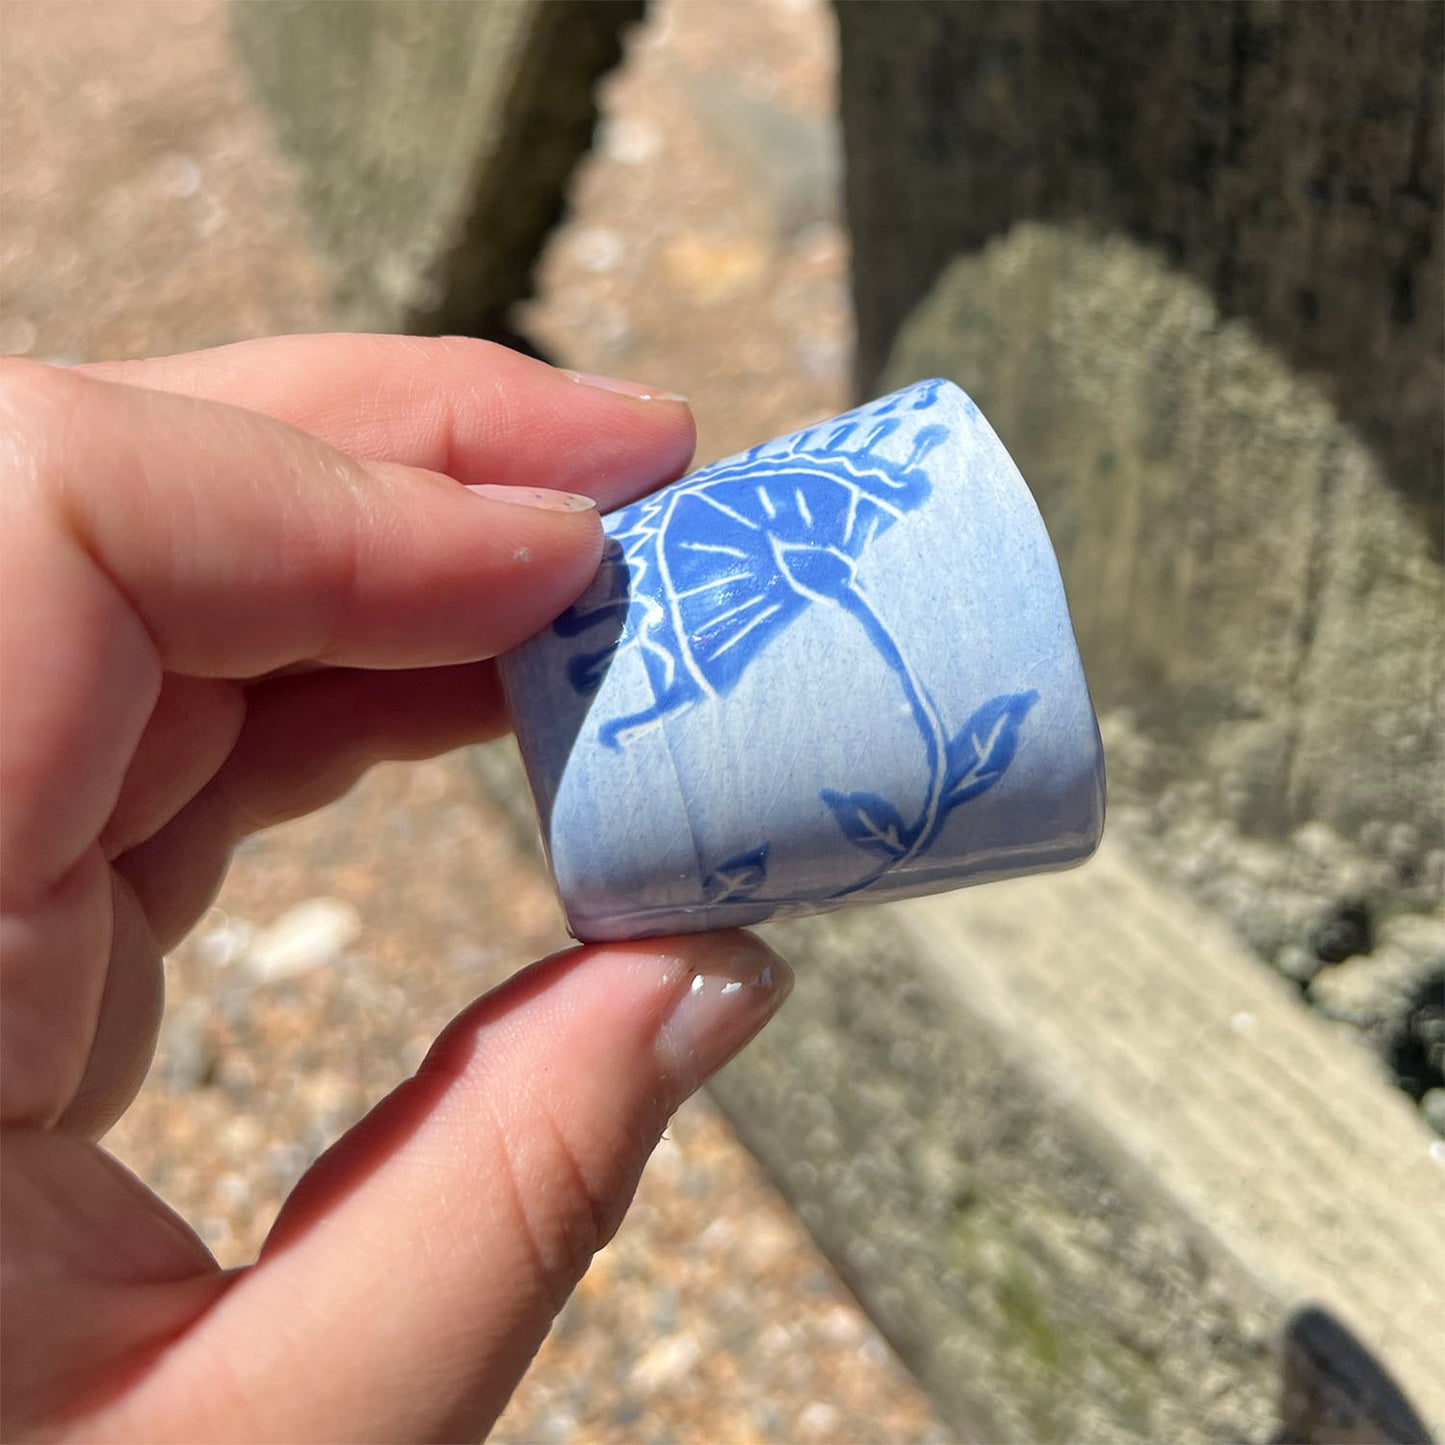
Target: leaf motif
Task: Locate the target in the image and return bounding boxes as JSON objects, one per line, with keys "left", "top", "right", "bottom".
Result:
{"left": 910, "top": 378, "right": 945, "bottom": 410}
{"left": 943, "top": 691, "right": 1039, "bottom": 809}
{"left": 821, "top": 789, "right": 912, "bottom": 858}
{"left": 703, "top": 844, "right": 771, "bottom": 903}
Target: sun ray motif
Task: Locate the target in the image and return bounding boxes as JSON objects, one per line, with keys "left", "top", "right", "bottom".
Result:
{"left": 706, "top": 601, "right": 785, "bottom": 659}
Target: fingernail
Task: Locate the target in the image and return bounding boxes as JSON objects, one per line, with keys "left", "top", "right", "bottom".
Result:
{"left": 655, "top": 940, "right": 793, "bottom": 1099}
{"left": 565, "top": 369, "right": 689, "bottom": 404}
{"left": 466, "top": 483, "right": 597, "bottom": 512}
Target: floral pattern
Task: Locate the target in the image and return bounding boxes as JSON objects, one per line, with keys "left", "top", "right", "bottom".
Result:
{"left": 553, "top": 380, "right": 1038, "bottom": 902}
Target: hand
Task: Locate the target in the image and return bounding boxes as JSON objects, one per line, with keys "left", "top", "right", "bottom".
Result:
{"left": 0, "top": 336, "right": 793, "bottom": 1441}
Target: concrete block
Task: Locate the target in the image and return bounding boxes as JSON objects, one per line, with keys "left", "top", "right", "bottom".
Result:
{"left": 471, "top": 738, "right": 1445, "bottom": 1441}
{"left": 231, "top": 0, "right": 642, "bottom": 335}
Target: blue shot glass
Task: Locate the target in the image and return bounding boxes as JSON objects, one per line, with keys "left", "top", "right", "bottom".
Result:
{"left": 499, "top": 379, "right": 1105, "bottom": 941}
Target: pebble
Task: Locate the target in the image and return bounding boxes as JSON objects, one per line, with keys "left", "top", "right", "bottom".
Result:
{"left": 1379, "top": 911, "right": 1445, "bottom": 959}
{"left": 220, "top": 1114, "right": 265, "bottom": 1156}
{"left": 214, "top": 1172, "right": 251, "bottom": 1209}
{"left": 1420, "top": 1089, "right": 1445, "bottom": 1138}
{"left": 194, "top": 911, "right": 255, "bottom": 970}
{"left": 818, "top": 1304, "right": 865, "bottom": 1346}
{"left": 629, "top": 1333, "right": 703, "bottom": 1393}
{"left": 1275, "top": 943, "right": 1323, "bottom": 987}
{"left": 663, "top": 232, "right": 770, "bottom": 302}
{"left": 245, "top": 897, "right": 361, "bottom": 981}
{"left": 159, "top": 996, "right": 218, "bottom": 1092}
{"left": 1307, "top": 898, "right": 1374, "bottom": 965}
{"left": 1308, "top": 946, "right": 1425, "bottom": 1027}
{"left": 1425, "top": 850, "right": 1445, "bottom": 892}
{"left": 600, "top": 114, "right": 662, "bottom": 165}
{"left": 1385, "top": 822, "right": 1422, "bottom": 873}
{"left": 798, "top": 1400, "right": 842, "bottom": 1437}
{"left": 566, "top": 225, "right": 626, "bottom": 274}
{"left": 1294, "top": 821, "right": 1351, "bottom": 868}
{"left": 1387, "top": 969, "right": 1445, "bottom": 1100}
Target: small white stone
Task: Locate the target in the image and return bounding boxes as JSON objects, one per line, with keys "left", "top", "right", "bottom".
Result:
{"left": 215, "top": 1172, "right": 251, "bottom": 1208}
{"left": 1292, "top": 820, "right": 1347, "bottom": 866}
{"left": 628, "top": 1332, "right": 701, "bottom": 1392}
{"left": 195, "top": 912, "right": 254, "bottom": 970}
{"left": 600, "top": 115, "right": 661, "bottom": 166}
{"left": 698, "top": 1217, "right": 733, "bottom": 1252}
{"left": 245, "top": 897, "right": 361, "bottom": 981}
{"left": 798, "top": 1401, "right": 841, "bottom": 1437}
{"left": 817, "top": 1303, "right": 865, "bottom": 1346}
{"left": 220, "top": 1114, "right": 264, "bottom": 1155}
{"left": 568, "top": 225, "right": 626, "bottom": 274}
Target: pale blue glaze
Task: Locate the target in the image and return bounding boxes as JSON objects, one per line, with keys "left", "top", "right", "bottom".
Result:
{"left": 500, "top": 379, "right": 1105, "bottom": 941}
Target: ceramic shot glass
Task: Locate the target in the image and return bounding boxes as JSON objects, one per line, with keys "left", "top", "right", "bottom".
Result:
{"left": 500, "top": 378, "right": 1105, "bottom": 942}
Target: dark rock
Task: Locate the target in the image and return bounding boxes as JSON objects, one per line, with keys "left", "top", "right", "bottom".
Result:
{"left": 1308, "top": 900, "right": 1375, "bottom": 966}
{"left": 1386, "top": 967, "right": 1445, "bottom": 1102}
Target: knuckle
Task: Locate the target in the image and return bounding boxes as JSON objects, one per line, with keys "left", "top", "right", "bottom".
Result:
{"left": 538, "top": 1109, "right": 616, "bottom": 1288}
{"left": 488, "top": 1093, "right": 616, "bottom": 1315}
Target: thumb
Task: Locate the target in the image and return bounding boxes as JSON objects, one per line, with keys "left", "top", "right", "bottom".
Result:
{"left": 120, "top": 933, "right": 791, "bottom": 1442}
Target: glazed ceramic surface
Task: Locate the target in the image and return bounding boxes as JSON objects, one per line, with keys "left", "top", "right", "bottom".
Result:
{"left": 500, "top": 379, "right": 1105, "bottom": 941}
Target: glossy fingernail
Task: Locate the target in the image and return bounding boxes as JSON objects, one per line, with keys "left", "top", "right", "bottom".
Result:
{"left": 655, "top": 939, "right": 793, "bottom": 1098}
{"left": 466, "top": 483, "right": 597, "bottom": 512}
{"left": 565, "top": 369, "right": 689, "bottom": 404}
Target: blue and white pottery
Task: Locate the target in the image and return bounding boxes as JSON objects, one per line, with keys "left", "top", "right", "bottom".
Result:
{"left": 500, "top": 378, "right": 1105, "bottom": 942}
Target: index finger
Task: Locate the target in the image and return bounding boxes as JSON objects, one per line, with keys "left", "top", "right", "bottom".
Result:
{"left": 79, "top": 334, "right": 697, "bottom": 512}
{"left": 0, "top": 359, "right": 600, "bottom": 905}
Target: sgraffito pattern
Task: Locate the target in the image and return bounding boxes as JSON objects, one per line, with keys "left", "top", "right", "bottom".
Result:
{"left": 554, "top": 381, "right": 1037, "bottom": 902}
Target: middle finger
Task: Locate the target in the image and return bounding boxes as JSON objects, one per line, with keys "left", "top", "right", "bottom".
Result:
{"left": 114, "top": 661, "right": 508, "bottom": 951}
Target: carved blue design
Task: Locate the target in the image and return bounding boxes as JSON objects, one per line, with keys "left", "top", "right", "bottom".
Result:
{"left": 557, "top": 380, "right": 949, "bottom": 744}
{"left": 702, "top": 845, "right": 771, "bottom": 904}
{"left": 824, "top": 688, "right": 1038, "bottom": 897}
{"left": 553, "top": 380, "right": 1038, "bottom": 900}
